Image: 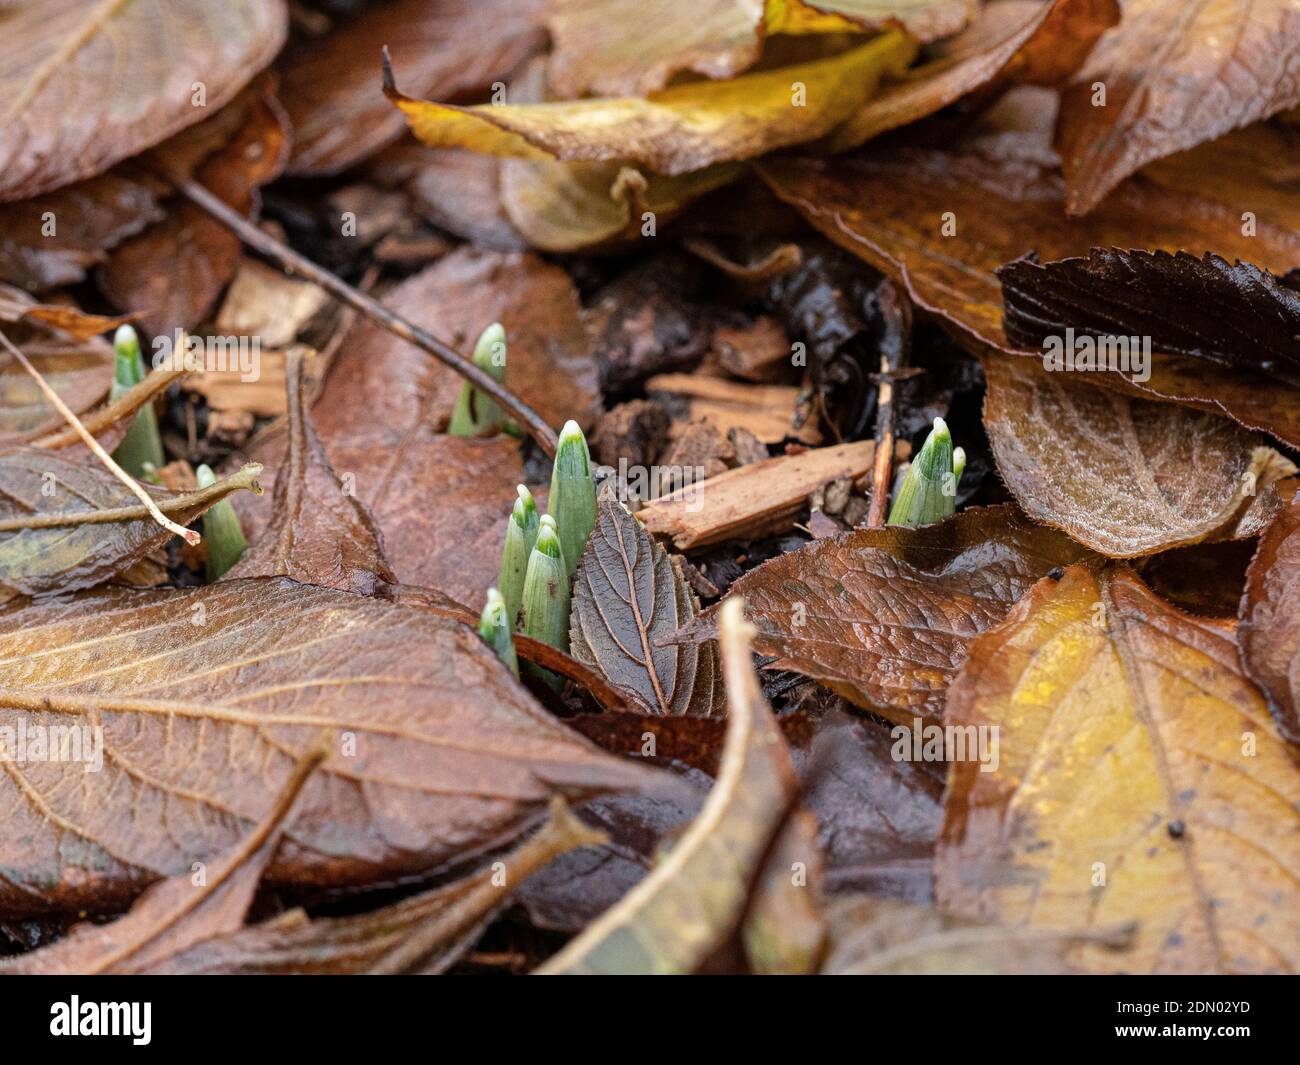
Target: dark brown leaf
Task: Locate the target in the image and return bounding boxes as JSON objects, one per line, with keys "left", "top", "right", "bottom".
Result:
{"left": 755, "top": 115, "right": 1300, "bottom": 446}
{"left": 1000, "top": 249, "right": 1300, "bottom": 388}
{"left": 571, "top": 502, "right": 725, "bottom": 717}
{"left": 681, "top": 505, "right": 1095, "bottom": 724}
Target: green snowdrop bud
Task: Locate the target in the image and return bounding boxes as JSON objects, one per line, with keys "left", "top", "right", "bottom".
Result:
{"left": 548, "top": 419, "right": 595, "bottom": 579}
{"left": 448, "top": 322, "right": 507, "bottom": 436}
{"left": 499, "top": 484, "right": 540, "bottom": 624}
{"left": 888, "top": 416, "right": 956, "bottom": 528}
{"left": 520, "top": 519, "right": 570, "bottom": 656}
{"left": 951, "top": 446, "right": 966, "bottom": 491}
{"left": 196, "top": 464, "right": 247, "bottom": 581}
{"left": 110, "top": 324, "right": 164, "bottom": 476}
{"left": 478, "top": 587, "right": 519, "bottom": 678}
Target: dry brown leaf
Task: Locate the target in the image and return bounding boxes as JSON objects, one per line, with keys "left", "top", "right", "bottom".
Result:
{"left": 756, "top": 115, "right": 1300, "bottom": 447}
{"left": 386, "top": 33, "right": 916, "bottom": 176}
{"left": 570, "top": 502, "right": 725, "bottom": 717}
{"left": 0, "top": 449, "right": 261, "bottom": 602}
{"left": 831, "top": 0, "right": 1119, "bottom": 150}
{"left": 538, "top": 598, "right": 824, "bottom": 975}
{"left": 0, "top": 329, "right": 112, "bottom": 440}
{"left": 1058, "top": 0, "right": 1300, "bottom": 215}
{"left": 0, "top": 577, "right": 659, "bottom": 918}
{"left": 938, "top": 565, "right": 1300, "bottom": 973}
{"left": 982, "top": 353, "right": 1276, "bottom": 557}
{"left": 224, "top": 352, "right": 394, "bottom": 595}
{"left": 0, "top": 0, "right": 287, "bottom": 201}
{"left": 99, "top": 87, "right": 291, "bottom": 337}
{"left": 681, "top": 505, "right": 1094, "bottom": 724}
{"left": 1239, "top": 494, "right": 1300, "bottom": 745}
{"left": 280, "top": 0, "right": 547, "bottom": 176}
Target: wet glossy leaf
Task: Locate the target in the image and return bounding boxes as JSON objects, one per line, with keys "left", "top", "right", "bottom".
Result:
{"left": 0, "top": 578, "right": 657, "bottom": 917}
{"left": 1000, "top": 249, "right": 1300, "bottom": 388}
{"left": 982, "top": 353, "right": 1276, "bottom": 556}
{"left": 571, "top": 502, "right": 725, "bottom": 717}
{"left": 938, "top": 566, "right": 1300, "bottom": 973}
{"left": 682, "top": 506, "right": 1094, "bottom": 724}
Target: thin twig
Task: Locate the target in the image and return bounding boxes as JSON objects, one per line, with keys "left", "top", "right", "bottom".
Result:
{"left": 0, "top": 328, "right": 200, "bottom": 545}
{"left": 166, "top": 174, "right": 559, "bottom": 458}
{"left": 0, "top": 463, "right": 262, "bottom": 532}
{"left": 865, "top": 282, "right": 912, "bottom": 528}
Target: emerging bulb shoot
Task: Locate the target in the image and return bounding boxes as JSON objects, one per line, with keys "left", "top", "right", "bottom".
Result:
{"left": 499, "top": 483, "right": 540, "bottom": 625}
{"left": 888, "top": 416, "right": 958, "bottom": 527}
{"left": 110, "top": 324, "right": 164, "bottom": 477}
{"left": 448, "top": 321, "right": 507, "bottom": 437}
{"left": 548, "top": 419, "right": 596, "bottom": 579}
{"left": 478, "top": 587, "right": 519, "bottom": 677}
{"left": 195, "top": 464, "right": 247, "bottom": 581}
{"left": 520, "top": 517, "right": 571, "bottom": 671}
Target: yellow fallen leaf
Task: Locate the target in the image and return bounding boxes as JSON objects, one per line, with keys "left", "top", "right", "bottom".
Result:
{"left": 938, "top": 566, "right": 1300, "bottom": 974}
{"left": 385, "top": 32, "right": 916, "bottom": 176}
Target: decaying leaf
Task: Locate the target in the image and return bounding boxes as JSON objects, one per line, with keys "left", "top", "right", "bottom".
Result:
{"left": 680, "top": 505, "right": 1093, "bottom": 724}
{"left": 0, "top": 449, "right": 261, "bottom": 601}
{"left": 1058, "top": 0, "right": 1300, "bottom": 215}
{"left": 571, "top": 501, "right": 724, "bottom": 717}
{"left": 0, "top": 0, "right": 287, "bottom": 201}
{"left": 0, "top": 578, "right": 658, "bottom": 917}
{"left": 539, "top": 599, "right": 824, "bottom": 974}
{"left": 821, "top": 896, "right": 1130, "bottom": 974}
{"left": 0, "top": 285, "right": 130, "bottom": 341}
{"left": 756, "top": 116, "right": 1300, "bottom": 446}
{"left": 224, "top": 351, "right": 394, "bottom": 595}
{"left": 1239, "top": 494, "right": 1300, "bottom": 744}
{"left": 999, "top": 249, "right": 1300, "bottom": 389}
{"left": 386, "top": 33, "right": 916, "bottom": 177}
{"left": 981, "top": 353, "right": 1276, "bottom": 557}
{"left": 281, "top": 0, "right": 547, "bottom": 176}
{"left": 938, "top": 566, "right": 1300, "bottom": 973}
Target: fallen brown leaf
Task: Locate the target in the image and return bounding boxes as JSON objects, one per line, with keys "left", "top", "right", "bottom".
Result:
{"left": 0, "top": 0, "right": 287, "bottom": 201}
{"left": 0, "top": 577, "right": 659, "bottom": 918}
{"left": 1239, "top": 494, "right": 1300, "bottom": 744}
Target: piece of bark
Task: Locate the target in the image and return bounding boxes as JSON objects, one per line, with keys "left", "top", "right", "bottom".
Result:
{"left": 646, "top": 373, "right": 820, "bottom": 445}
{"left": 659, "top": 421, "right": 733, "bottom": 491}
{"left": 181, "top": 348, "right": 301, "bottom": 417}
{"left": 213, "top": 259, "right": 329, "bottom": 348}
{"left": 727, "top": 426, "right": 769, "bottom": 467}
{"left": 592, "top": 399, "right": 671, "bottom": 468}
{"left": 640, "top": 440, "right": 875, "bottom": 550}
{"left": 709, "top": 316, "right": 797, "bottom": 383}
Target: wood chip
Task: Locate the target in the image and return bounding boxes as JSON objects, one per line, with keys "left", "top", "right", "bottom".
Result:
{"left": 639, "top": 440, "right": 875, "bottom": 550}
{"left": 646, "top": 373, "right": 820, "bottom": 445}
